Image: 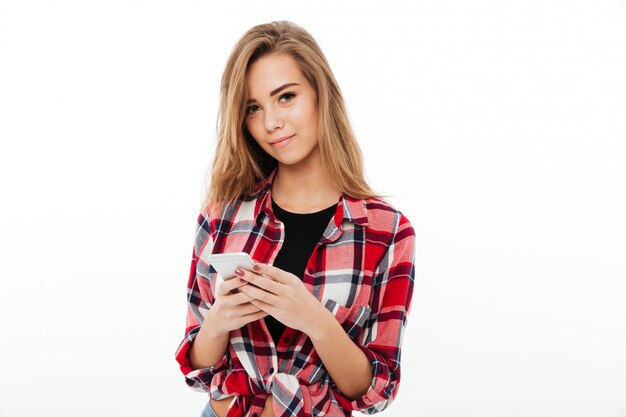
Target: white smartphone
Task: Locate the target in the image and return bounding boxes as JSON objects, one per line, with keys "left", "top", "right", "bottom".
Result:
{"left": 207, "top": 252, "right": 255, "bottom": 279}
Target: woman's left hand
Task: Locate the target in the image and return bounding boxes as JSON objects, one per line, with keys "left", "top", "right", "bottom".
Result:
{"left": 234, "top": 263, "right": 328, "bottom": 337}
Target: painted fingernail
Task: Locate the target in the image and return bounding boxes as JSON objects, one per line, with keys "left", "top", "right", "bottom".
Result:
{"left": 253, "top": 264, "right": 261, "bottom": 272}
{"left": 234, "top": 268, "right": 244, "bottom": 277}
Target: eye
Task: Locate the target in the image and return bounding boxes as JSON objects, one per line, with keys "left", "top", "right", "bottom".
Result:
{"left": 279, "top": 92, "right": 296, "bottom": 103}
{"left": 246, "top": 104, "right": 261, "bottom": 115}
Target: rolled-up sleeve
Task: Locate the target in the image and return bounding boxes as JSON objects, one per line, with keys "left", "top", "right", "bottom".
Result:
{"left": 334, "top": 212, "right": 416, "bottom": 414}
{"left": 174, "top": 209, "right": 228, "bottom": 392}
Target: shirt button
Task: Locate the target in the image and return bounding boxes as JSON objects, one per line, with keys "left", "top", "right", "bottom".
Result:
{"left": 283, "top": 337, "right": 290, "bottom": 344}
{"left": 253, "top": 414, "right": 258, "bottom": 417}
{"left": 307, "top": 268, "right": 314, "bottom": 274}
{"left": 269, "top": 367, "right": 274, "bottom": 373}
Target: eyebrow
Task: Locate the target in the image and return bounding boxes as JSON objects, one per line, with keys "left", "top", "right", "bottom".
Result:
{"left": 247, "top": 83, "right": 300, "bottom": 104}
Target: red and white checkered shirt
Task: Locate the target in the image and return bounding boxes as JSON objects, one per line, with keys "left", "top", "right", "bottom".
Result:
{"left": 175, "top": 169, "right": 416, "bottom": 417}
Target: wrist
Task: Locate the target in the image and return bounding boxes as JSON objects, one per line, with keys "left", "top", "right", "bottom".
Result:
{"left": 203, "top": 307, "right": 228, "bottom": 338}
{"left": 307, "top": 304, "right": 336, "bottom": 342}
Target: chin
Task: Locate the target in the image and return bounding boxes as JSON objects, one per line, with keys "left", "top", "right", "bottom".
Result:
{"left": 264, "top": 150, "right": 304, "bottom": 167}
{"left": 274, "top": 157, "right": 306, "bottom": 166}
{"left": 264, "top": 145, "right": 319, "bottom": 168}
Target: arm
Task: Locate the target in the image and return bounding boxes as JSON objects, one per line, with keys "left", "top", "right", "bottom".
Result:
{"left": 307, "top": 308, "right": 373, "bottom": 399}
{"left": 174, "top": 210, "right": 229, "bottom": 392}
{"left": 175, "top": 209, "right": 269, "bottom": 391}
{"left": 189, "top": 277, "right": 268, "bottom": 370}
{"left": 330, "top": 213, "right": 416, "bottom": 414}
{"left": 189, "top": 308, "right": 230, "bottom": 369}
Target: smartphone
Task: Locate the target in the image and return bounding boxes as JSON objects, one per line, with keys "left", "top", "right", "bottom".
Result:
{"left": 207, "top": 252, "right": 255, "bottom": 279}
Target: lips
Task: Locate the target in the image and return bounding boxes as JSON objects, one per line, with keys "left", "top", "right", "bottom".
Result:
{"left": 269, "top": 134, "right": 295, "bottom": 148}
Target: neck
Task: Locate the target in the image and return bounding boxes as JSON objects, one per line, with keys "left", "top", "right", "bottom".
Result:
{"left": 271, "top": 153, "right": 341, "bottom": 214}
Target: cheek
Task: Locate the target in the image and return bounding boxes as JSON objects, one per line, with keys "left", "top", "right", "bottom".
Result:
{"left": 245, "top": 118, "right": 262, "bottom": 141}
{"left": 244, "top": 118, "right": 254, "bottom": 134}
{"left": 294, "top": 101, "right": 318, "bottom": 129}
{"left": 246, "top": 119, "right": 272, "bottom": 153}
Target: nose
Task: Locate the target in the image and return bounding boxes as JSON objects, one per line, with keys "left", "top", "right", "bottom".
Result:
{"left": 263, "top": 107, "right": 284, "bottom": 133}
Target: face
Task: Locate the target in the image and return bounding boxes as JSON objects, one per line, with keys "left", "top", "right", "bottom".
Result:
{"left": 244, "top": 53, "right": 320, "bottom": 169}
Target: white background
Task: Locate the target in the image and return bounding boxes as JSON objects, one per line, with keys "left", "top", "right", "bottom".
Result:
{"left": 1, "top": 1, "right": 625, "bottom": 416}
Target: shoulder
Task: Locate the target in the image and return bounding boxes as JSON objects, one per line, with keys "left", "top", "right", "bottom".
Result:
{"left": 361, "top": 197, "right": 414, "bottom": 237}
{"left": 199, "top": 189, "right": 263, "bottom": 226}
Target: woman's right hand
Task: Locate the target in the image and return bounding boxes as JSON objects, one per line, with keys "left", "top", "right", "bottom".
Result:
{"left": 190, "top": 274, "right": 268, "bottom": 370}
{"left": 208, "top": 274, "right": 270, "bottom": 336}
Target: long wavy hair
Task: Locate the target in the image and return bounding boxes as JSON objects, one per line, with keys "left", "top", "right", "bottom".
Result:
{"left": 203, "top": 20, "right": 382, "bottom": 213}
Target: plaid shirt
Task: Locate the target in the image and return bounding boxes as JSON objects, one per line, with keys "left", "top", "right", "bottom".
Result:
{"left": 175, "top": 169, "right": 416, "bottom": 417}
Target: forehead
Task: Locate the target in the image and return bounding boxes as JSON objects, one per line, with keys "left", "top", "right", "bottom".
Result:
{"left": 246, "top": 53, "right": 308, "bottom": 94}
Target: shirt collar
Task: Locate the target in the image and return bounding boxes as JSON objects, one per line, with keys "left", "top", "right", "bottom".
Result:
{"left": 253, "top": 168, "right": 369, "bottom": 227}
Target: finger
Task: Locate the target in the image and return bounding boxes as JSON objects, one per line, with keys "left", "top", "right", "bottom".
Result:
{"left": 235, "top": 302, "right": 265, "bottom": 316}
{"left": 238, "top": 309, "right": 269, "bottom": 326}
{"left": 249, "top": 298, "right": 278, "bottom": 317}
{"left": 238, "top": 283, "right": 279, "bottom": 305}
{"left": 217, "top": 277, "right": 247, "bottom": 296}
{"left": 237, "top": 269, "right": 282, "bottom": 295}
{"left": 225, "top": 290, "right": 257, "bottom": 306}
{"left": 251, "top": 263, "right": 293, "bottom": 284}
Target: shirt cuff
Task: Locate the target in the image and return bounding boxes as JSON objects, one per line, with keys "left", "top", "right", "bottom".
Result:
{"left": 335, "top": 345, "right": 397, "bottom": 414}
{"left": 175, "top": 326, "right": 229, "bottom": 392}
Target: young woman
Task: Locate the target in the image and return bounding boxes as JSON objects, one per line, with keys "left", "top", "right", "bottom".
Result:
{"left": 175, "top": 20, "right": 416, "bottom": 417}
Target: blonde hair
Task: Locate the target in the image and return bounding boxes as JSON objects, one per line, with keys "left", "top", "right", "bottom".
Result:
{"left": 204, "top": 20, "right": 382, "bottom": 212}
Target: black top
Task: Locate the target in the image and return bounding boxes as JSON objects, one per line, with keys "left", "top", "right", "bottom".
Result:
{"left": 263, "top": 197, "right": 339, "bottom": 345}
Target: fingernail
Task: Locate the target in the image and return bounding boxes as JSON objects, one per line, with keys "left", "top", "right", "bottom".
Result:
{"left": 234, "top": 268, "right": 244, "bottom": 276}
{"left": 253, "top": 264, "right": 261, "bottom": 272}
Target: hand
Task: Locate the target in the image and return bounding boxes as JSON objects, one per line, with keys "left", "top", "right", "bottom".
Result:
{"left": 208, "top": 274, "right": 269, "bottom": 336}
{"left": 235, "top": 263, "right": 328, "bottom": 337}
